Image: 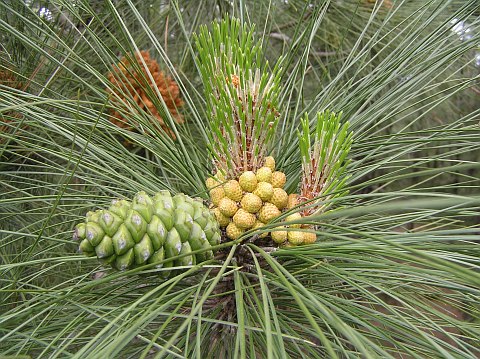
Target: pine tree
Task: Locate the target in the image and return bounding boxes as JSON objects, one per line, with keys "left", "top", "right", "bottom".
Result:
{"left": 1, "top": 1, "right": 479, "bottom": 358}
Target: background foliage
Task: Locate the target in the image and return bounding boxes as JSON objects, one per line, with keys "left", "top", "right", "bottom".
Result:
{"left": 1, "top": 0, "right": 479, "bottom": 358}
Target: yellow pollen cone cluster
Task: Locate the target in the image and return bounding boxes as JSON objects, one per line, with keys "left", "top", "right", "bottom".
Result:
{"left": 272, "top": 207, "right": 317, "bottom": 247}
{"left": 207, "top": 157, "right": 283, "bottom": 240}
{"left": 207, "top": 156, "right": 317, "bottom": 246}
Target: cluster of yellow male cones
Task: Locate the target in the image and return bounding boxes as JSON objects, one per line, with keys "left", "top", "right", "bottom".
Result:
{"left": 207, "top": 157, "right": 316, "bottom": 246}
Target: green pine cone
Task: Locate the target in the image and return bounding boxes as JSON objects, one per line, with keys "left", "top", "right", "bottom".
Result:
{"left": 73, "top": 191, "right": 221, "bottom": 275}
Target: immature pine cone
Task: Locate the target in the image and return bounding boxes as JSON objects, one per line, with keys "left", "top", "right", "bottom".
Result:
{"left": 74, "top": 191, "right": 221, "bottom": 274}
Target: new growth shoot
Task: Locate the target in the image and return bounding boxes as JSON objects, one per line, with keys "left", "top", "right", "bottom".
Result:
{"left": 298, "top": 111, "right": 353, "bottom": 216}
{"left": 195, "top": 17, "right": 282, "bottom": 179}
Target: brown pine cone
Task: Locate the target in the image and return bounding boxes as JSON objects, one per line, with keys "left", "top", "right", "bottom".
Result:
{"left": 1, "top": 66, "right": 25, "bottom": 140}
{"left": 107, "top": 50, "right": 184, "bottom": 140}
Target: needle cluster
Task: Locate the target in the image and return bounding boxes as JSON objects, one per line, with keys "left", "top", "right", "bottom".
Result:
{"left": 298, "top": 111, "right": 352, "bottom": 216}
{"left": 195, "top": 18, "right": 282, "bottom": 178}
